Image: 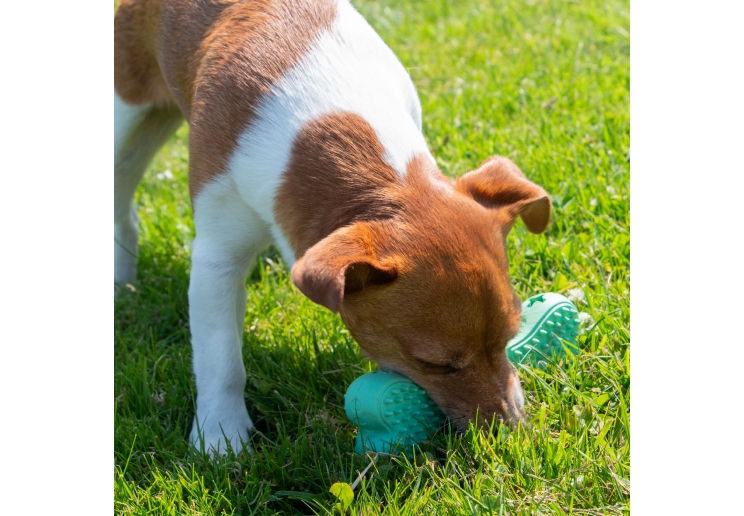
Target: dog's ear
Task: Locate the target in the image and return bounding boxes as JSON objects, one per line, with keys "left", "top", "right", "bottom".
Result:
{"left": 455, "top": 156, "right": 551, "bottom": 234}
{"left": 291, "top": 223, "right": 398, "bottom": 313}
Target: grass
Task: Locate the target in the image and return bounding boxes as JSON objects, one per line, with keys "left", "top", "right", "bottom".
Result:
{"left": 114, "top": 0, "right": 629, "bottom": 513}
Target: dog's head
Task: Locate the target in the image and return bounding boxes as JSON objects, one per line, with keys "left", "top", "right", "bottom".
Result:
{"left": 291, "top": 156, "right": 551, "bottom": 430}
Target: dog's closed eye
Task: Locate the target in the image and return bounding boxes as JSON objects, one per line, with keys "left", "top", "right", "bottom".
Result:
{"left": 413, "top": 357, "right": 460, "bottom": 375}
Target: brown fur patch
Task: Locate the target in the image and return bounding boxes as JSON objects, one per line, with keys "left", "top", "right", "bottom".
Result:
{"left": 114, "top": 0, "right": 337, "bottom": 202}
{"left": 275, "top": 112, "right": 405, "bottom": 258}
{"left": 114, "top": 0, "right": 173, "bottom": 105}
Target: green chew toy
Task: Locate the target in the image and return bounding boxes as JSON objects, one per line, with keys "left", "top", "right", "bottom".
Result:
{"left": 344, "top": 292, "right": 581, "bottom": 454}
{"left": 344, "top": 370, "right": 445, "bottom": 455}
{"left": 505, "top": 293, "right": 581, "bottom": 367}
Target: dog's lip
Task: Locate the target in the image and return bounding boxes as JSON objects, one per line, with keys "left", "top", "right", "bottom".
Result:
{"left": 374, "top": 364, "right": 401, "bottom": 375}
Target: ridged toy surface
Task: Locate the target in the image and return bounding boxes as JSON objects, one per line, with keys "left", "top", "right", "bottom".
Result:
{"left": 506, "top": 292, "right": 580, "bottom": 367}
{"left": 344, "top": 371, "right": 445, "bottom": 455}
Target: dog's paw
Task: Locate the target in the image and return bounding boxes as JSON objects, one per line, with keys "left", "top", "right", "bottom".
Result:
{"left": 189, "top": 405, "right": 255, "bottom": 456}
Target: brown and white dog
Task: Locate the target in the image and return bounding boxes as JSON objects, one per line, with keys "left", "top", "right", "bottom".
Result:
{"left": 114, "top": 0, "right": 552, "bottom": 453}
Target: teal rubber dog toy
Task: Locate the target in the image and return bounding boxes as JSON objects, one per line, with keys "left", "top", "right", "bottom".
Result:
{"left": 344, "top": 370, "right": 445, "bottom": 455}
{"left": 344, "top": 293, "right": 581, "bottom": 454}
{"left": 506, "top": 292, "right": 581, "bottom": 367}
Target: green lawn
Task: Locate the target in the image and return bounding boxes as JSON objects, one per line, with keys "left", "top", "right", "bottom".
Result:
{"left": 114, "top": 0, "right": 629, "bottom": 513}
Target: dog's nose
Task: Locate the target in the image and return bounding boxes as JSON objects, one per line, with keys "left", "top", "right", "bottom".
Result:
{"left": 466, "top": 401, "right": 525, "bottom": 432}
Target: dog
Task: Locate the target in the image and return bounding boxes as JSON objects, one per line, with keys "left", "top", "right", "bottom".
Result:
{"left": 114, "top": 0, "right": 552, "bottom": 453}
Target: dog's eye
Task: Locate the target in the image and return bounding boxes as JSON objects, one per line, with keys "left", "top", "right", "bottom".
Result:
{"left": 415, "top": 358, "right": 459, "bottom": 375}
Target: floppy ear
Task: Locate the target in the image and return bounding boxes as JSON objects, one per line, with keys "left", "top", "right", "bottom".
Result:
{"left": 455, "top": 156, "right": 551, "bottom": 233}
{"left": 290, "top": 224, "right": 398, "bottom": 313}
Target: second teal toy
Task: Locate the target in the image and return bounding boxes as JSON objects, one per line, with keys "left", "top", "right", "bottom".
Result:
{"left": 506, "top": 292, "right": 581, "bottom": 367}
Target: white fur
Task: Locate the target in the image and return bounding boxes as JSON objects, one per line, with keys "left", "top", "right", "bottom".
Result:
{"left": 225, "top": 0, "right": 435, "bottom": 266}
{"left": 188, "top": 176, "right": 272, "bottom": 453}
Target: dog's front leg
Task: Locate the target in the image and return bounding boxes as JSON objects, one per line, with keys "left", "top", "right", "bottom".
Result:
{"left": 188, "top": 190, "right": 270, "bottom": 455}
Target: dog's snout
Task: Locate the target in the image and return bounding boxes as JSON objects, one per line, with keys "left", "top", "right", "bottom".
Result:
{"left": 433, "top": 374, "right": 525, "bottom": 432}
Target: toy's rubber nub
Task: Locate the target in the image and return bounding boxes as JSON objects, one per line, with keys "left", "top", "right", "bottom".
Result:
{"left": 506, "top": 292, "right": 580, "bottom": 367}
{"left": 344, "top": 371, "right": 445, "bottom": 455}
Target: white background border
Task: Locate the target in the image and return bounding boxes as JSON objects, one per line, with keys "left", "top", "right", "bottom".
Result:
{"left": 632, "top": 1, "right": 744, "bottom": 513}
{"left": 0, "top": 1, "right": 112, "bottom": 511}
{"left": 2, "top": 0, "right": 743, "bottom": 513}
